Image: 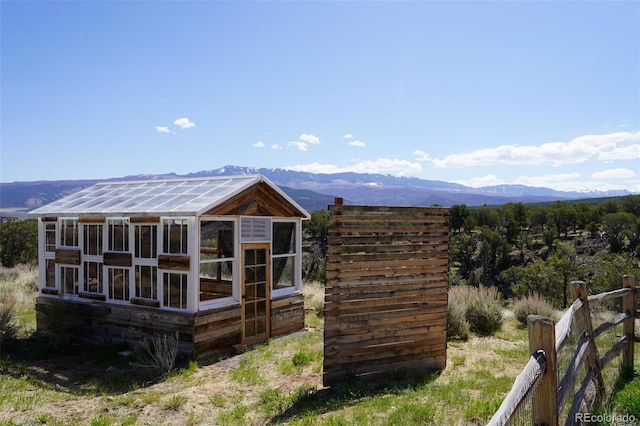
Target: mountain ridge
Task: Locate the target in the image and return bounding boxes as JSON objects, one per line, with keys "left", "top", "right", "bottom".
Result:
{"left": 0, "top": 165, "right": 634, "bottom": 215}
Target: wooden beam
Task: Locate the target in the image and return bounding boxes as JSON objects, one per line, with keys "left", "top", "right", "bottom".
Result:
{"left": 528, "top": 315, "right": 558, "bottom": 426}
{"left": 622, "top": 274, "right": 636, "bottom": 367}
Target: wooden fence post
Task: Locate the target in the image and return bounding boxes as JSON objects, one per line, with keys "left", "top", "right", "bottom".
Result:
{"left": 528, "top": 315, "right": 558, "bottom": 426}
{"left": 622, "top": 274, "right": 636, "bottom": 368}
{"left": 570, "top": 281, "right": 606, "bottom": 405}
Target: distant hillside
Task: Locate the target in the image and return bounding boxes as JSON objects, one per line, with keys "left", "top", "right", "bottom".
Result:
{"left": 0, "top": 165, "right": 634, "bottom": 216}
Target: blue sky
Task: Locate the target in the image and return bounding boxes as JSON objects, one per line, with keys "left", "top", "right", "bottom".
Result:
{"left": 2, "top": 1, "right": 639, "bottom": 192}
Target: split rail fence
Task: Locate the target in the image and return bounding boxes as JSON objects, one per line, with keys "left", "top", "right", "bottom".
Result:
{"left": 488, "top": 275, "right": 638, "bottom": 426}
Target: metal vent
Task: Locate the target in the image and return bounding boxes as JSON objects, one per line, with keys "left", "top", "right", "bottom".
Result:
{"left": 240, "top": 217, "right": 271, "bottom": 242}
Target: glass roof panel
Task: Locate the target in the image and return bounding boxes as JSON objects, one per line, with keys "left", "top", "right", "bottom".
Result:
{"left": 28, "top": 176, "right": 262, "bottom": 216}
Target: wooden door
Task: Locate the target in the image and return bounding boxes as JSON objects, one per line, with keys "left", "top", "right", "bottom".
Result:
{"left": 241, "top": 243, "right": 270, "bottom": 346}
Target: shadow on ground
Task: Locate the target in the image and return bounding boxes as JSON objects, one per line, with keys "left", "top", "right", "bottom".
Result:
{"left": 267, "top": 368, "right": 441, "bottom": 424}
{"left": 1, "top": 332, "right": 180, "bottom": 396}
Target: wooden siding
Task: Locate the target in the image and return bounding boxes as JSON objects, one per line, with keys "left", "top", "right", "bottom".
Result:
{"left": 204, "top": 182, "right": 305, "bottom": 217}
{"left": 194, "top": 304, "right": 242, "bottom": 359}
{"left": 104, "top": 252, "right": 133, "bottom": 267}
{"left": 36, "top": 292, "right": 305, "bottom": 360}
{"left": 271, "top": 292, "right": 305, "bottom": 338}
{"left": 323, "top": 203, "right": 449, "bottom": 386}
{"left": 158, "top": 254, "right": 191, "bottom": 271}
{"left": 55, "top": 248, "right": 81, "bottom": 265}
{"left": 36, "top": 297, "right": 196, "bottom": 354}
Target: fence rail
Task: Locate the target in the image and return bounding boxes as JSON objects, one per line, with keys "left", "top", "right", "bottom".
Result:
{"left": 488, "top": 275, "right": 637, "bottom": 426}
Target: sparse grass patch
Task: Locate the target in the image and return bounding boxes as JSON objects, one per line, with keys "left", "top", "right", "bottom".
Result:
{"left": 383, "top": 402, "right": 436, "bottom": 425}
{"left": 162, "top": 394, "right": 188, "bottom": 411}
{"left": 302, "top": 281, "right": 324, "bottom": 318}
{"left": 217, "top": 405, "right": 249, "bottom": 426}
{"left": 231, "top": 356, "right": 266, "bottom": 385}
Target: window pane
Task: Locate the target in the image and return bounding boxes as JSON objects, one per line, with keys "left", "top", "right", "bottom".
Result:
{"left": 83, "top": 261, "right": 103, "bottom": 293}
{"left": 109, "top": 219, "right": 129, "bottom": 252}
{"left": 45, "top": 223, "right": 56, "bottom": 252}
{"left": 135, "top": 225, "right": 157, "bottom": 259}
{"left": 60, "top": 219, "right": 78, "bottom": 247}
{"left": 163, "top": 272, "right": 187, "bottom": 309}
{"left": 200, "top": 261, "right": 233, "bottom": 301}
{"left": 200, "top": 221, "right": 234, "bottom": 258}
{"left": 273, "top": 222, "right": 295, "bottom": 254}
{"left": 109, "top": 268, "right": 130, "bottom": 301}
{"left": 45, "top": 259, "right": 56, "bottom": 288}
{"left": 164, "top": 219, "right": 188, "bottom": 254}
{"left": 61, "top": 266, "right": 78, "bottom": 295}
{"left": 273, "top": 256, "right": 294, "bottom": 289}
{"left": 135, "top": 265, "right": 157, "bottom": 300}
{"left": 83, "top": 224, "right": 103, "bottom": 256}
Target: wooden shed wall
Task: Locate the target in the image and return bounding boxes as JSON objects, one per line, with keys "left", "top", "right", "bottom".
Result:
{"left": 36, "top": 297, "right": 196, "bottom": 354}
{"left": 322, "top": 204, "right": 449, "bottom": 386}
{"left": 37, "top": 292, "right": 305, "bottom": 360}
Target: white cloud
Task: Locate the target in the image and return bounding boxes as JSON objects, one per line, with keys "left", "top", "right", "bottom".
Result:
{"left": 431, "top": 131, "right": 640, "bottom": 168}
{"left": 286, "top": 158, "right": 422, "bottom": 176}
{"left": 298, "top": 133, "right": 320, "bottom": 145}
{"left": 271, "top": 144, "right": 285, "bottom": 150}
{"left": 348, "top": 140, "right": 366, "bottom": 148}
{"left": 413, "top": 150, "right": 431, "bottom": 161}
{"left": 343, "top": 133, "right": 353, "bottom": 139}
{"left": 154, "top": 126, "right": 171, "bottom": 133}
{"left": 254, "top": 141, "right": 265, "bottom": 148}
{"left": 173, "top": 117, "right": 196, "bottom": 129}
{"left": 513, "top": 173, "right": 581, "bottom": 188}
{"left": 289, "top": 141, "right": 309, "bottom": 151}
{"left": 452, "top": 174, "right": 506, "bottom": 188}
{"left": 591, "top": 168, "right": 636, "bottom": 179}
{"left": 597, "top": 143, "right": 640, "bottom": 161}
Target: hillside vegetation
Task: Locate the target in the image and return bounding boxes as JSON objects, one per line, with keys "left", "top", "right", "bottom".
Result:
{"left": 0, "top": 195, "right": 639, "bottom": 424}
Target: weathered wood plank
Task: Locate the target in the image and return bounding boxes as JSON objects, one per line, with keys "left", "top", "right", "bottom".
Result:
{"left": 325, "top": 274, "right": 448, "bottom": 289}
{"left": 327, "top": 251, "right": 449, "bottom": 266}
{"left": 327, "top": 265, "right": 448, "bottom": 280}
{"left": 488, "top": 353, "right": 546, "bottom": 426}
{"left": 78, "top": 217, "right": 106, "bottom": 223}
{"left": 104, "top": 252, "right": 133, "bottom": 267}
{"left": 324, "top": 306, "right": 447, "bottom": 329}
{"left": 328, "top": 243, "right": 449, "bottom": 255}
{"left": 327, "top": 257, "right": 448, "bottom": 272}
{"left": 328, "top": 235, "right": 448, "bottom": 246}
{"left": 592, "top": 312, "right": 628, "bottom": 339}
{"left": 130, "top": 216, "right": 160, "bottom": 223}
{"left": 158, "top": 254, "right": 191, "bottom": 271}
{"left": 587, "top": 287, "right": 630, "bottom": 304}
{"left": 325, "top": 286, "right": 447, "bottom": 303}
{"left": 55, "top": 248, "right": 81, "bottom": 265}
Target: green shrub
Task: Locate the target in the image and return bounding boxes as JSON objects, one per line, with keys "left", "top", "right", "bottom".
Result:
{"left": 447, "top": 295, "right": 470, "bottom": 341}
{"left": 131, "top": 332, "right": 179, "bottom": 379}
{"left": 449, "top": 285, "right": 503, "bottom": 336}
{"left": 512, "top": 293, "right": 556, "bottom": 327}
{"left": 0, "top": 289, "right": 18, "bottom": 355}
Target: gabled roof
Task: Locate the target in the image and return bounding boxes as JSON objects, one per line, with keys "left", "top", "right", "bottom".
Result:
{"left": 28, "top": 175, "right": 310, "bottom": 218}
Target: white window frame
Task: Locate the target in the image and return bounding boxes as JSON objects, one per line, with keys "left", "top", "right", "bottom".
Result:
{"left": 57, "top": 218, "right": 81, "bottom": 298}
{"left": 271, "top": 218, "right": 302, "bottom": 298}
{"left": 198, "top": 217, "right": 239, "bottom": 310}
{"left": 80, "top": 221, "right": 105, "bottom": 297}
{"left": 40, "top": 220, "right": 57, "bottom": 292}
{"left": 159, "top": 216, "right": 194, "bottom": 312}
{"left": 132, "top": 221, "right": 159, "bottom": 304}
